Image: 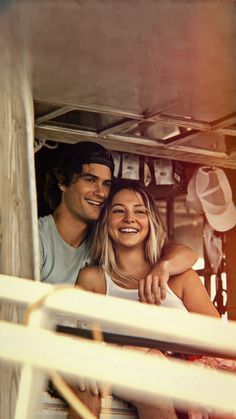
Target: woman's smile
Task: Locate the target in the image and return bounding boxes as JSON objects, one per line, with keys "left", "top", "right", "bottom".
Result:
{"left": 119, "top": 227, "right": 139, "bottom": 233}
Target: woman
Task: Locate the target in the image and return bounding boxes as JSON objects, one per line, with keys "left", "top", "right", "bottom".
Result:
{"left": 76, "top": 180, "right": 232, "bottom": 419}
{"left": 77, "top": 180, "right": 218, "bottom": 317}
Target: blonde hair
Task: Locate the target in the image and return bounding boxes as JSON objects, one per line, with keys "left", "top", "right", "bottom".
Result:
{"left": 91, "top": 180, "right": 167, "bottom": 283}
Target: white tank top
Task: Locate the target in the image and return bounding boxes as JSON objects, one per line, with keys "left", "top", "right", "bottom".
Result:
{"left": 104, "top": 271, "right": 187, "bottom": 311}
{"left": 77, "top": 270, "right": 187, "bottom": 333}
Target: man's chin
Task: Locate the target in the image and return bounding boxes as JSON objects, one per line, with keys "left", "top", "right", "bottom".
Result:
{"left": 87, "top": 210, "right": 101, "bottom": 221}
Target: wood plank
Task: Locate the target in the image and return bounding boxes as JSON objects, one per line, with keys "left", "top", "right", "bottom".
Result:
{"left": 1, "top": 275, "right": 236, "bottom": 359}
{"left": 1, "top": 321, "right": 236, "bottom": 416}
{"left": 0, "top": 10, "right": 40, "bottom": 419}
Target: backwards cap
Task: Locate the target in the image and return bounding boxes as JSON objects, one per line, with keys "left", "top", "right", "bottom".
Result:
{"left": 57, "top": 141, "right": 114, "bottom": 175}
{"left": 186, "top": 166, "right": 236, "bottom": 232}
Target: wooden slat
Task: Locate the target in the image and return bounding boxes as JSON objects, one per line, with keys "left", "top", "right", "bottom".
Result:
{"left": 1, "top": 275, "right": 236, "bottom": 359}
{"left": 56, "top": 325, "right": 236, "bottom": 360}
{"left": 1, "top": 321, "right": 236, "bottom": 416}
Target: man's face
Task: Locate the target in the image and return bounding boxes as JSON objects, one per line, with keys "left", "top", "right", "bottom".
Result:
{"left": 59, "top": 163, "right": 112, "bottom": 222}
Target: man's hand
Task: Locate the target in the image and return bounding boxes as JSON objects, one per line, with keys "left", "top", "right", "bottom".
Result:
{"left": 78, "top": 377, "right": 109, "bottom": 397}
{"left": 138, "top": 261, "right": 169, "bottom": 305}
{"left": 138, "top": 242, "right": 198, "bottom": 305}
{"left": 67, "top": 384, "right": 101, "bottom": 419}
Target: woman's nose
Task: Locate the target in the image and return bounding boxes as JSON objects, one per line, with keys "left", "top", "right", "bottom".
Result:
{"left": 123, "top": 211, "right": 135, "bottom": 223}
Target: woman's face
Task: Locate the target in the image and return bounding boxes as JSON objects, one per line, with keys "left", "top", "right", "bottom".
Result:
{"left": 108, "top": 188, "right": 150, "bottom": 248}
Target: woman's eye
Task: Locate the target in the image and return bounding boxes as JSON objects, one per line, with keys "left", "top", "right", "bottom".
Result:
{"left": 112, "top": 208, "right": 124, "bottom": 214}
{"left": 136, "top": 210, "right": 147, "bottom": 215}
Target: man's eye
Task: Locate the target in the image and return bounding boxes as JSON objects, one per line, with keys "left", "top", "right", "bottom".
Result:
{"left": 85, "top": 177, "right": 95, "bottom": 183}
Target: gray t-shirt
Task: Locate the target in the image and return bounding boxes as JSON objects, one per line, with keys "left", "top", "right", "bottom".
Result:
{"left": 39, "top": 214, "right": 91, "bottom": 284}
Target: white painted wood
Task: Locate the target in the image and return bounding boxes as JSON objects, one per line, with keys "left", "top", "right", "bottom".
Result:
{"left": 1, "top": 275, "right": 236, "bottom": 359}
{"left": 1, "top": 321, "right": 236, "bottom": 416}
{"left": 0, "top": 274, "right": 54, "bottom": 307}
{"left": 15, "top": 308, "right": 54, "bottom": 419}
{"left": 15, "top": 366, "right": 47, "bottom": 419}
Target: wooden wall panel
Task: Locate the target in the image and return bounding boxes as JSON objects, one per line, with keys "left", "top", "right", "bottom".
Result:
{"left": 0, "top": 10, "right": 40, "bottom": 419}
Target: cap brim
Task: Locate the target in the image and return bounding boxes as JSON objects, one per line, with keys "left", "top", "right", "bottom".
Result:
{"left": 186, "top": 171, "right": 203, "bottom": 213}
{"left": 201, "top": 200, "right": 236, "bottom": 232}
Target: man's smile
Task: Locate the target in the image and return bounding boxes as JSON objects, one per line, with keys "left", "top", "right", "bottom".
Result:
{"left": 85, "top": 198, "right": 104, "bottom": 207}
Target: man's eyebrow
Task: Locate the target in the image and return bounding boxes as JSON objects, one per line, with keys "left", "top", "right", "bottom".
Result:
{"left": 80, "top": 172, "right": 111, "bottom": 182}
{"left": 80, "top": 172, "right": 98, "bottom": 179}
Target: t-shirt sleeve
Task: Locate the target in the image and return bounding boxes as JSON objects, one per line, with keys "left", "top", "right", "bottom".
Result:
{"left": 38, "top": 220, "right": 46, "bottom": 280}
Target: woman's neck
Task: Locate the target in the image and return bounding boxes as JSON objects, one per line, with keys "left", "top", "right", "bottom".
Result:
{"left": 115, "top": 246, "right": 151, "bottom": 280}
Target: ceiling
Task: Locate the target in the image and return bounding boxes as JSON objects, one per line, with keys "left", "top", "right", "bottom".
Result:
{"left": 1, "top": 0, "right": 236, "bottom": 168}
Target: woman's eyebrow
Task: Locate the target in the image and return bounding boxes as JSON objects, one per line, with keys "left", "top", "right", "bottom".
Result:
{"left": 111, "top": 203, "right": 146, "bottom": 208}
{"left": 111, "top": 203, "right": 124, "bottom": 208}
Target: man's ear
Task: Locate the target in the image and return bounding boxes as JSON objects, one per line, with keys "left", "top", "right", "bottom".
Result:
{"left": 55, "top": 173, "right": 66, "bottom": 192}
{"left": 58, "top": 183, "right": 66, "bottom": 192}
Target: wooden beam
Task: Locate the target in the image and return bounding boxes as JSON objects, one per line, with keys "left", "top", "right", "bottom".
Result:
{"left": 0, "top": 8, "right": 40, "bottom": 419}
{"left": 35, "top": 124, "right": 236, "bottom": 169}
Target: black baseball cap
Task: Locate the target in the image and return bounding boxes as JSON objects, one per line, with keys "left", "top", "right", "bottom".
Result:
{"left": 57, "top": 141, "right": 114, "bottom": 175}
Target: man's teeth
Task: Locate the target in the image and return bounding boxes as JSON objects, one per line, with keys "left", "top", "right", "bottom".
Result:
{"left": 86, "top": 199, "right": 102, "bottom": 206}
{"left": 119, "top": 228, "right": 139, "bottom": 233}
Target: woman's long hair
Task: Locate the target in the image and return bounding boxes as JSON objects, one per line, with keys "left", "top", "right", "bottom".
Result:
{"left": 91, "top": 180, "right": 167, "bottom": 283}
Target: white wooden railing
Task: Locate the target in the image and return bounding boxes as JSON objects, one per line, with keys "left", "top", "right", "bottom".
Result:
{"left": 1, "top": 274, "right": 236, "bottom": 418}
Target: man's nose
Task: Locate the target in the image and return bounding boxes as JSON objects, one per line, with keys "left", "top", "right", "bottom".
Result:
{"left": 94, "top": 182, "right": 106, "bottom": 197}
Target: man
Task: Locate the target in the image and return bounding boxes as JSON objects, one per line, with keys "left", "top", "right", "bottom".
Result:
{"left": 39, "top": 141, "right": 197, "bottom": 418}
{"left": 39, "top": 141, "right": 113, "bottom": 286}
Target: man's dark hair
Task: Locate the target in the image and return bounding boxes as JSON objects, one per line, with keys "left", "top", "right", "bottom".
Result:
{"left": 44, "top": 141, "right": 114, "bottom": 210}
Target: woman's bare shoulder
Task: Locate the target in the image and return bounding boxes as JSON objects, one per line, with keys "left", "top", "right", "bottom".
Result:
{"left": 76, "top": 265, "right": 105, "bottom": 293}
{"left": 168, "top": 269, "right": 198, "bottom": 298}
{"left": 79, "top": 265, "right": 102, "bottom": 277}
{"left": 169, "top": 269, "right": 220, "bottom": 317}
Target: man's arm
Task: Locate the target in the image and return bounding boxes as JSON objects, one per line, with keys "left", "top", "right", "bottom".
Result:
{"left": 160, "top": 242, "right": 198, "bottom": 275}
{"left": 138, "top": 242, "right": 198, "bottom": 305}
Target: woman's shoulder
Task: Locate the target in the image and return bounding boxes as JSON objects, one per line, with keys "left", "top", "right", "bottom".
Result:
{"left": 76, "top": 265, "right": 106, "bottom": 294}
{"left": 168, "top": 269, "right": 198, "bottom": 298}
{"left": 80, "top": 265, "right": 101, "bottom": 275}
{"left": 170, "top": 268, "right": 199, "bottom": 283}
